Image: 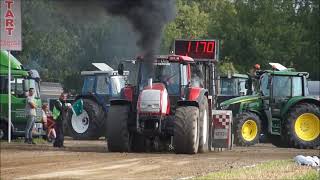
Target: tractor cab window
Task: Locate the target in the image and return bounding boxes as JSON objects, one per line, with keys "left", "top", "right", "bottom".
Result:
{"left": 260, "top": 74, "right": 270, "bottom": 96}
{"left": 272, "top": 76, "right": 291, "bottom": 97}
{"left": 82, "top": 76, "right": 95, "bottom": 94}
{"left": 181, "top": 64, "right": 188, "bottom": 86}
{"left": 153, "top": 63, "right": 180, "bottom": 95}
{"left": 0, "top": 76, "right": 26, "bottom": 97}
{"left": 11, "top": 78, "right": 25, "bottom": 97}
{"left": 220, "top": 78, "right": 237, "bottom": 95}
{"left": 110, "top": 76, "right": 126, "bottom": 97}
{"left": 292, "top": 76, "right": 303, "bottom": 96}
{"left": 238, "top": 78, "right": 247, "bottom": 95}
{"left": 96, "top": 75, "right": 109, "bottom": 95}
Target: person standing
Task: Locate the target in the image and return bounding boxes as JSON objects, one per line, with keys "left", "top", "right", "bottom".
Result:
{"left": 52, "top": 93, "right": 70, "bottom": 148}
{"left": 25, "top": 88, "right": 37, "bottom": 144}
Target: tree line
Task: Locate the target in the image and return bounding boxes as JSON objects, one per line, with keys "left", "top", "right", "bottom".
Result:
{"left": 15, "top": 0, "right": 319, "bottom": 92}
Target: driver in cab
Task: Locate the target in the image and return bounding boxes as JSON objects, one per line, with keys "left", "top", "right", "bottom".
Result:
{"left": 162, "top": 74, "right": 179, "bottom": 95}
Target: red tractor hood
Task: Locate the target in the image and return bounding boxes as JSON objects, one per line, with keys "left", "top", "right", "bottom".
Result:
{"left": 138, "top": 83, "right": 170, "bottom": 115}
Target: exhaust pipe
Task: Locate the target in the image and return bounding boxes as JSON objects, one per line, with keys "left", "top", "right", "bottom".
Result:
{"left": 148, "top": 78, "right": 153, "bottom": 88}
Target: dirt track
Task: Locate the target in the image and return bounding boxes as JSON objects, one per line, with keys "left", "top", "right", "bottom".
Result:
{"left": 0, "top": 140, "right": 318, "bottom": 180}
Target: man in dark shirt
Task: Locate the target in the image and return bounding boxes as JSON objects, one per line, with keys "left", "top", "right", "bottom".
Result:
{"left": 53, "top": 93, "right": 70, "bottom": 148}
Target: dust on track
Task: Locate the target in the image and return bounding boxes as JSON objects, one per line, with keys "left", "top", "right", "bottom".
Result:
{"left": 0, "top": 140, "right": 318, "bottom": 180}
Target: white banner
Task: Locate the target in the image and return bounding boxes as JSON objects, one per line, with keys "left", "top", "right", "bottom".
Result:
{"left": 0, "top": 0, "right": 22, "bottom": 50}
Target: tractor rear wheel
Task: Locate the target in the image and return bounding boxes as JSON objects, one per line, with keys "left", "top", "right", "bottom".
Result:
{"left": 285, "top": 103, "right": 320, "bottom": 149}
{"left": 106, "top": 105, "right": 131, "bottom": 152}
{"left": 173, "top": 106, "right": 199, "bottom": 154}
{"left": 67, "top": 99, "right": 103, "bottom": 140}
{"left": 198, "top": 97, "right": 210, "bottom": 153}
{"left": 234, "top": 112, "right": 261, "bottom": 146}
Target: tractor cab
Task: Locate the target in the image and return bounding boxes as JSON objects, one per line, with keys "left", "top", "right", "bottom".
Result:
{"left": 216, "top": 73, "right": 249, "bottom": 107}
{"left": 81, "top": 71, "right": 127, "bottom": 101}
{"left": 256, "top": 64, "right": 310, "bottom": 135}
{"left": 136, "top": 55, "right": 194, "bottom": 115}
{"left": 80, "top": 63, "right": 128, "bottom": 109}
{"left": 150, "top": 55, "right": 192, "bottom": 96}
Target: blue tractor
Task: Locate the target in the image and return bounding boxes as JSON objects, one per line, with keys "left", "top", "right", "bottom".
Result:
{"left": 67, "top": 63, "right": 128, "bottom": 140}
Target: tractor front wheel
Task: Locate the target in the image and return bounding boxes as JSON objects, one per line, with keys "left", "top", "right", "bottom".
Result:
{"left": 286, "top": 103, "right": 320, "bottom": 149}
{"left": 173, "top": 106, "right": 199, "bottom": 154}
{"left": 234, "top": 112, "right": 261, "bottom": 146}
{"left": 106, "top": 105, "right": 131, "bottom": 152}
{"left": 67, "top": 99, "right": 102, "bottom": 140}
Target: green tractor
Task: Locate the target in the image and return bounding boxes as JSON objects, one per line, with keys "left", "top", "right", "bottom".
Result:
{"left": 220, "top": 63, "right": 319, "bottom": 149}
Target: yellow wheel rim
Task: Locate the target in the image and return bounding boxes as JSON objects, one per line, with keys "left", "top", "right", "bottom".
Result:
{"left": 294, "top": 113, "right": 320, "bottom": 141}
{"left": 241, "top": 120, "right": 258, "bottom": 142}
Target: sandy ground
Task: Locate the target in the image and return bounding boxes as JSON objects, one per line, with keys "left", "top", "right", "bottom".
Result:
{"left": 0, "top": 140, "right": 318, "bottom": 180}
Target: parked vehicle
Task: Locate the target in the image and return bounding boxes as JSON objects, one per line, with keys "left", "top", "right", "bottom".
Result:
{"left": 0, "top": 50, "right": 44, "bottom": 139}
{"left": 66, "top": 64, "right": 128, "bottom": 140}
{"left": 216, "top": 74, "right": 249, "bottom": 107}
{"left": 220, "top": 63, "right": 319, "bottom": 149}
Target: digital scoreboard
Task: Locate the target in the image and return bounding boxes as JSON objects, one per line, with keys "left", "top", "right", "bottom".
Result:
{"left": 174, "top": 40, "right": 218, "bottom": 60}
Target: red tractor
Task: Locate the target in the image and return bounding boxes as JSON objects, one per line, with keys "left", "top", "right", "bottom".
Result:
{"left": 106, "top": 40, "right": 218, "bottom": 154}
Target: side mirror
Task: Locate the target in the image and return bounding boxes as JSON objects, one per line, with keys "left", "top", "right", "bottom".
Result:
{"left": 118, "top": 63, "right": 124, "bottom": 76}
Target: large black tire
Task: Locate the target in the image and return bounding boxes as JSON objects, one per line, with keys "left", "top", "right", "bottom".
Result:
{"left": 285, "top": 103, "right": 320, "bottom": 149}
{"left": 67, "top": 99, "right": 103, "bottom": 140}
{"left": 173, "top": 106, "right": 199, "bottom": 154}
{"left": 0, "top": 122, "right": 8, "bottom": 140}
{"left": 130, "top": 133, "right": 146, "bottom": 152}
{"left": 198, "top": 97, "right": 210, "bottom": 153}
{"left": 106, "top": 105, "right": 131, "bottom": 152}
{"left": 234, "top": 112, "right": 261, "bottom": 146}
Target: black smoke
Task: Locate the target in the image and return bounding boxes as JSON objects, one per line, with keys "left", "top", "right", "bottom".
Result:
{"left": 102, "top": 0, "right": 176, "bottom": 78}
{"left": 58, "top": 0, "right": 176, "bottom": 79}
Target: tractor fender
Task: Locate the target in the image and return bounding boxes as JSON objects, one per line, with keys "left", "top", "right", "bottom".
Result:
{"left": 281, "top": 96, "right": 320, "bottom": 117}
{"left": 186, "top": 87, "right": 208, "bottom": 103}
{"left": 178, "top": 88, "right": 208, "bottom": 107}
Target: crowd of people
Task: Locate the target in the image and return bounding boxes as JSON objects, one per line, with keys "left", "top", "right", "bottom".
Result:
{"left": 25, "top": 88, "right": 71, "bottom": 148}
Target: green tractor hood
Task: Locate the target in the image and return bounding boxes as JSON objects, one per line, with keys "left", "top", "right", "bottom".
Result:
{"left": 220, "top": 95, "right": 260, "bottom": 107}
{"left": 0, "top": 50, "right": 23, "bottom": 70}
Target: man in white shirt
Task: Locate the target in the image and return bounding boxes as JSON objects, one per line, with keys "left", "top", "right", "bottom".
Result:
{"left": 25, "top": 88, "right": 37, "bottom": 144}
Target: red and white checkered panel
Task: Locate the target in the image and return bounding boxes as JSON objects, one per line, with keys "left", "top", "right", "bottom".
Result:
{"left": 214, "top": 114, "right": 231, "bottom": 129}
{"left": 212, "top": 110, "right": 233, "bottom": 149}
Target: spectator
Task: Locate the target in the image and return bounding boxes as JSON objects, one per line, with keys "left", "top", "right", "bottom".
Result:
{"left": 24, "top": 88, "right": 37, "bottom": 144}
{"left": 42, "top": 104, "right": 56, "bottom": 142}
{"left": 52, "top": 93, "right": 71, "bottom": 148}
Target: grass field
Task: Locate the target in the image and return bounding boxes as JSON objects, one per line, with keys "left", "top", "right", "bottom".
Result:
{"left": 195, "top": 160, "right": 319, "bottom": 180}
